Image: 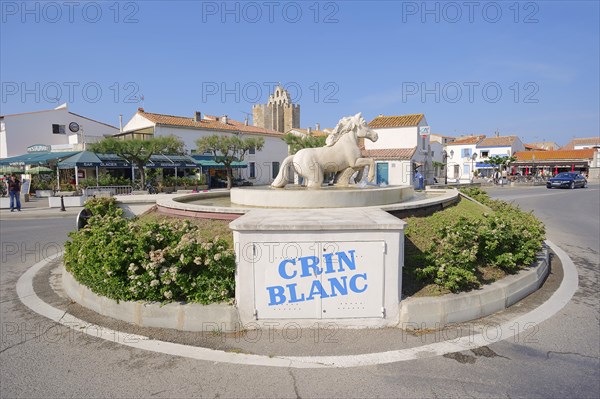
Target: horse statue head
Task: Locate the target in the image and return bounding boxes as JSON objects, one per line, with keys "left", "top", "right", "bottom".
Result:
{"left": 325, "top": 113, "right": 378, "bottom": 147}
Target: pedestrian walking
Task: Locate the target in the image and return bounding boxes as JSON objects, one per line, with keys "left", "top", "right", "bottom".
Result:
{"left": 8, "top": 174, "right": 21, "bottom": 212}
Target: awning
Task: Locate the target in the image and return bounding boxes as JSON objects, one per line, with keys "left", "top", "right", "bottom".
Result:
{"left": 476, "top": 162, "right": 493, "bottom": 168}
{"left": 0, "top": 151, "right": 81, "bottom": 166}
{"left": 192, "top": 155, "right": 247, "bottom": 169}
{"left": 146, "top": 154, "right": 198, "bottom": 168}
{"left": 58, "top": 151, "right": 103, "bottom": 168}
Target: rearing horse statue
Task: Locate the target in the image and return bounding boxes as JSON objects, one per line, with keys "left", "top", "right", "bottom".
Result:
{"left": 271, "top": 113, "right": 379, "bottom": 189}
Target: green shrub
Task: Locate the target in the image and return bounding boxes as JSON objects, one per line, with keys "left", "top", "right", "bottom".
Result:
{"left": 84, "top": 197, "right": 122, "bottom": 217}
{"left": 64, "top": 213, "right": 236, "bottom": 304}
{"left": 415, "top": 189, "right": 546, "bottom": 292}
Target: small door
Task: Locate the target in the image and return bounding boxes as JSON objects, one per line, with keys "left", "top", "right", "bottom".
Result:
{"left": 376, "top": 163, "right": 389, "bottom": 185}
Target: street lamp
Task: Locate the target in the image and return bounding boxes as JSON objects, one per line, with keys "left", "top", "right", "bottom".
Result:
{"left": 442, "top": 150, "right": 448, "bottom": 185}
{"left": 532, "top": 154, "right": 536, "bottom": 177}
{"left": 471, "top": 153, "right": 478, "bottom": 182}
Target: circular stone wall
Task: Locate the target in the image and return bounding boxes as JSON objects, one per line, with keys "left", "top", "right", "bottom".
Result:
{"left": 230, "top": 185, "right": 414, "bottom": 208}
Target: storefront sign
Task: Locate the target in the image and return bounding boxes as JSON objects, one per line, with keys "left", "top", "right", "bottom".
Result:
{"left": 27, "top": 144, "right": 50, "bottom": 153}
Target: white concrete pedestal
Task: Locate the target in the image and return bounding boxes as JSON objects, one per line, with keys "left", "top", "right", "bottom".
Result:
{"left": 229, "top": 208, "right": 406, "bottom": 328}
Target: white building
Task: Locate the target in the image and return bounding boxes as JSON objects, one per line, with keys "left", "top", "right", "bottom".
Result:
{"left": 364, "top": 114, "right": 432, "bottom": 185}
{"left": 561, "top": 137, "right": 600, "bottom": 150}
{"left": 119, "top": 108, "right": 288, "bottom": 186}
{"left": 0, "top": 104, "right": 118, "bottom": 158}
{"left": 475, "top": 135, "right": 525, "bottom": 178}
{"left": 429, "top": 134, "right": 455, "bottom": 181}
{"left": 445, "top": 135, "right": 485, "bottom": 183}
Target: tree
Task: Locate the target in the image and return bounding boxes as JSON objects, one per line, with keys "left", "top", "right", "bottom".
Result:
{"left": 488, "top": 155, "right": 517, "bottom": 174}
{"left": 89, "top": 135, "right": 184, "bottom": 185}
{"left": 196, "top": 135, "right": 264, "bottom": 189}
{"left": 282, "top": 133, "right": 327, "bottom": 155}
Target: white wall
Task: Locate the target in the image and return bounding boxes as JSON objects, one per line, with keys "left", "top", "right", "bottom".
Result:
{"left": 446, "top": 144, "right": 478, "bottom": 183}
{"left": 366, "top": 126, "right": 419, "bottom": 150}
{"left": 1, "top": 106, "right": 118, "bottom": 158}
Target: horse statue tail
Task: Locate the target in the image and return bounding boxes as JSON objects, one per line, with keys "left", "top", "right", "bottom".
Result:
{"left": 271, "top": 155, "right": 295, "bottom": 188}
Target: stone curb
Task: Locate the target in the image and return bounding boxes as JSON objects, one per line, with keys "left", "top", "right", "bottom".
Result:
{"left": 61, "top": 266, "right": 240, "bottom": 332}
{"left": 398, "top": 245, "right": 550, "bottom": 329}
{"left": 62, "top": 243, "right": 549, "bottom": 333}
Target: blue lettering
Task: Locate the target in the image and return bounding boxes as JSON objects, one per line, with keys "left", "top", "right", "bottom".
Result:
{"left": 349, "top": 273, "right": 368, "bottom": 293}
{"left": 266, "top": 285, "right": 286, "bottom": 305}
{"left": 299, "top": 256, "right": 322, "bottom": 277}
{"left": 287, "top": 283, "right": 306, "bottom": 303}
{"left": 306, "top": 279, "right": 330, "bottom": 301}
{"left": 327, "top": 276, "right": 348, "bottom": 297}
{"left": 336, "top": 250, "right": 356, "bottom": 272}
{"left": 323, "top": 252, "right": 336, "bottom": 274}
{"left": 278, "top": 259, "right": 297, "bottom": 279}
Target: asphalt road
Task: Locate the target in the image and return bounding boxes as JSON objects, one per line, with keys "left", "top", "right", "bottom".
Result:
{"left": 0, "top": 185, "right": 598, "bottom": 398}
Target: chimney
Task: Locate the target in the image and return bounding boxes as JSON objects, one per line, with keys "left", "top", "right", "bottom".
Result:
{"left": 495, "top": 130, "right": 499, "bottom": 138}
{"left": 244, "top": 116, "right": 249, "bottom": 126}
{"left": 221, "top": 115, "right": 228, "bottom": 124}
{"left": 138, "top": 107, "right": 144, "bottom": 113}
{"left": 119, "top": 114, "right": 123, "bottom": 133}
{"left": 307, "top": 127, "right": 312, "bottom": 135}
{"left": 194, "top": 111, "right": 202, "bottom": 122}
{"left": 315, "top": 123, "right": 320, "bottom": 131}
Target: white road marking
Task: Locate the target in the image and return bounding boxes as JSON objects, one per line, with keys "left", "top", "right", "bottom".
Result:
{"left": 16, "top": 241, "right": 578, "bottom": 368}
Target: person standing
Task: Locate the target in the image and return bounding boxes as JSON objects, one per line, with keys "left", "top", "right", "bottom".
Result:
{"left": 8, "top": 174, "right": 21, "bottom": 212}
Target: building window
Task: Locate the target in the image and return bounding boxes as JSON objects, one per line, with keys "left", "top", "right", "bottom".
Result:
{"left": 463, "top": 164, "right": 470, "bottom": 175}
{"left": 272, "top": 161, "right": 280, "bottom": 179}
{"left": 481, "top": 150, "right": 489, "bottom": 157}
{"left": 249, "top": 147, "right": 256, "bottom": 155}
{"left": 249, "top": 162, "right": 256, "bottom": 178}
{"left": 52, "top": 124, "right": 65, "bottom": 134}
{"left": 461, "top": 148, "right": 472, "bottom": 158}
{"left": 431, "top": 151, "right": 435, "bottom": 157}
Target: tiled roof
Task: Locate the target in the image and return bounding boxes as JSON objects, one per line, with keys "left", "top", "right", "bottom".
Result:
{"left": 514, "top": 149, "right": 595, "bottom": 161}
{"left": 139, "top": 110, "right": 284, "bottom": 137}
{"left": 368, "top": 114, "right": 424, "bottom": 128}
{"left": 361, "top": 148, "right": 416, "bottom": 160}
{"left": 447, "top": 135, "right": 486, "bottom": 146}
{"left": 561, "top": 137, "right": 600, "bottom": 150}
{"left": 477, "top": 136, "right": 518, "bottom": 148}
{"left": 524, "top": 143, "right": 547, "bottom": 151}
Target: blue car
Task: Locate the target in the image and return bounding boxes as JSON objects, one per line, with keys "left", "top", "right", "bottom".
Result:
{"left": 546, "top": 172, "right": 588, "bottom": 189}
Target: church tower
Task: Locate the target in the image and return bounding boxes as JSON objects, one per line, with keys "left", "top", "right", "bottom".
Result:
{"left": 253, "top": 86, "right": 300, "bottom": 133}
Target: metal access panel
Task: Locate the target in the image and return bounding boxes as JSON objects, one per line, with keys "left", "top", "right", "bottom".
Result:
{"left": 253, "top": 241, "right": 385, "bottom": 320}
{"left": 320, "top": 241, "right": 384, "bottom": 319}
{"left": 253, "top": 242, "right": 322, "bottom": 319}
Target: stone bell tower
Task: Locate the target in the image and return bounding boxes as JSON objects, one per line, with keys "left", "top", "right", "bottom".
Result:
{"left": 253, "top": 86, "right": 300, "bottom": 133}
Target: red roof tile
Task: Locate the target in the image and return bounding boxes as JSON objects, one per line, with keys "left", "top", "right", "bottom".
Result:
{"left": 139, "top": 110, "right": 284, "bottom": 137}
{"left": 361, "top": 148, "right": 416, "bottom": 160}
{"left": 478, "top": 136, "right": 518, "bottom": 147}
{"left": 447, "top": 135, "right": 486, "bottom": 146}
{"left": 368, "top": 114, "right": 424, "bottom": 128}
{"left": 514, "top": 149, "right": 595, "bottom": 161}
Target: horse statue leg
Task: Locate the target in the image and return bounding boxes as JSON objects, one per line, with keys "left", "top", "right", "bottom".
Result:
{"left": 334, "top": 167, "right": 357, "bottom": 187}
{"left": 354, "top": 158, "right": 376, "bottom": 182}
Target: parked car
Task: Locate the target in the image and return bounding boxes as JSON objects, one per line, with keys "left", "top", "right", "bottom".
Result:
{"left": 546, "top": 172, "right": 587, "bottom": 189}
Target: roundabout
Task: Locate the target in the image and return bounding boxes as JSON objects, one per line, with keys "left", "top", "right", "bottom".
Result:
{"left": 16, "top": 240, "right": 577, "bottom": 368}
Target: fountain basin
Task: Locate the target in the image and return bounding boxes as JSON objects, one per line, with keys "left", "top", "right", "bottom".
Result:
{"left": 230, "top": 185, "right": 414, "bottom": 208}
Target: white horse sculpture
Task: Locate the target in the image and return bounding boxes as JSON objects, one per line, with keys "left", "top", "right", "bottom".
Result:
{"left": 271, "top": 113, "right": 378, "bottom": 189}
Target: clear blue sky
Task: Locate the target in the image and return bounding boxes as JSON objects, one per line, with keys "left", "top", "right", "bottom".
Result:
{"left": 1, "top": 0, "right": 598, "bottom": 146}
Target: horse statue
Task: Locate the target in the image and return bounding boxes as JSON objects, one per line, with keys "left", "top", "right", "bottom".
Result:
{"left": 271, "top": 113, "right": 378, "bottom": 189}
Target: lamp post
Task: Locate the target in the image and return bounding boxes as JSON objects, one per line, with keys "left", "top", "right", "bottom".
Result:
{"left": 442, "top": 150, "right": 448, "bottom": 185}
{"left": 471, "top": 153, "right": 478, "bottom": 182}
{"left": 532, "top": 154, "right": 536, "bottom": 177}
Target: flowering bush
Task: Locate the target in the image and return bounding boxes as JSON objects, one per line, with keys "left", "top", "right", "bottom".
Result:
{"left": 415, "top": 189, "right": 545, "bottom": 292}
{"left": 64, "top": 212, "right": 236, "bottom": 304}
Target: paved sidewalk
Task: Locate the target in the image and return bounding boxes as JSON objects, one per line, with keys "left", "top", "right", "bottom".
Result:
{"left": 0, "top": 196, "right": 82, "bottom": 219}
